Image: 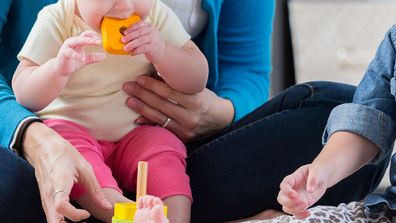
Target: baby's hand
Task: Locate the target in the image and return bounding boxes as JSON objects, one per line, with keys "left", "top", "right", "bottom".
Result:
{"left": 277, "top": 164, "right": 328, "bottom": 219}
{"left": 121, "top": 21, "right": 166, "bottom": 64}
{"left": 57, "top": 31, "right": 106, "bottom": 75}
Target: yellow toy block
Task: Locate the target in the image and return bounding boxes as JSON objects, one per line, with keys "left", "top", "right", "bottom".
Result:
{"left": 112, "top": 203, "right": 136, "bottom": 223}
{"left": 111, "top": 202, "right": 168, "bottom": 223}
{"left": 101, "top": 14, "right": 141, "bottom": 55}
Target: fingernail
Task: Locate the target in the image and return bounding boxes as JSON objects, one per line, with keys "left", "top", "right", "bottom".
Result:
{"left": 127, "top": 98, "right": 136, "bottom": 107}
{"left": 125, "top": 84, "right": 134, "bottom": 93}
{"left": 135, "top": 118, "right": 143, "bottom": 124}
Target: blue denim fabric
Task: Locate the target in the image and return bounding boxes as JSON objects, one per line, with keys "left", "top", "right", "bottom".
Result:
{"left": 0, "top": 81, "right": 387, "bottom": 222}
{"left": 324, "top": 104, "right": 396, "bottom": 164}
{"left": 187, "top": 81, "right": 388, "bottom": 223}
{"left": 0, "top": 148, "right": 45, "bottom": 222}
{"left": 323, "top": 25, "right": 396, "bottom": 217}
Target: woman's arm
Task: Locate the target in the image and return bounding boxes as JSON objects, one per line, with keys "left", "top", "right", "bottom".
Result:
{"left": 210, "top": 0, "right": 275, "bottom": 121}
{"left": 122, "top": 0, "right": 275, "bottom": 140}
{"left": 0, "top": 74, "right": 37, "bottom": 149}
{"left": 0, "top": 0, "right": 34, "bottom": 150}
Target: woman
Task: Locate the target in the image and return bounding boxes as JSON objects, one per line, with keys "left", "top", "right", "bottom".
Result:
{"left": 0, "top": 0, "right": 388, "bottom": 222}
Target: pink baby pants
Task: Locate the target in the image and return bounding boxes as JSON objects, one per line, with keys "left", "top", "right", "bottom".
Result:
{"left": 44, "top": 119, "right": 192, "bottom": 201}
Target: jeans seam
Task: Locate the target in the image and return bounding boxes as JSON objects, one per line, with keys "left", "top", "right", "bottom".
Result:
{"left": 298, "top": 83, "right": 316, "bottom": 108}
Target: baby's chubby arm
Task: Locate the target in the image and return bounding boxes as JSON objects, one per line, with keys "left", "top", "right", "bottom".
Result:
{"left": 122, "top": 21, "right": 208, "bottom": 94}
{"left": 12, "top": 31, "right": 105, "bottom": 112}
{"left": 277, "top": 131, "right": 380, "bottom": 218}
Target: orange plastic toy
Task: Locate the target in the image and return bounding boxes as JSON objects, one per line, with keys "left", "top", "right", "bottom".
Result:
{"left": 101, "top": 14, "right": 141, "bottom": 55}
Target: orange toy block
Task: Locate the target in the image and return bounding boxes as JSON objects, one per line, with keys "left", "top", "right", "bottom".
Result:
{"left": 101, "top": 14, "right": 141, "bottom": 55}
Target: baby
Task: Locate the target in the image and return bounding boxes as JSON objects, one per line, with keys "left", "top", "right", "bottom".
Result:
{"left": 12, "top": 0, "right": 208, "bottom": 222}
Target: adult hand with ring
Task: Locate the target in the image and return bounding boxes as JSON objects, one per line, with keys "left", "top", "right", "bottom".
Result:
{"left": 161, "top": 117, "right": 171, "bottom": 128}
{"left": 53, "top": 189, "right": 69, "bottom": 199}
{"left": 22, "top": 122, "right": 112, "bottom": 223}
{"left": 123, "top": 76, "right": 234, "bottom": 142}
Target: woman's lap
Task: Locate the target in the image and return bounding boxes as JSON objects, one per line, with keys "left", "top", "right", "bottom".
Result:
{"left": 186, "top": 81, "right": 389, "bottom": 222}
{"left": 0, "top": 148, "right": 45, "bottom": 221}
{"left": 0, "top": 82, "right": 389, "bottom": 222}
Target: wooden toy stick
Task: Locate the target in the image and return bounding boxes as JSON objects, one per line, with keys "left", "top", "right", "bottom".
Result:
{"left": 136, "top": 161, "right": 148, "bottom": 201}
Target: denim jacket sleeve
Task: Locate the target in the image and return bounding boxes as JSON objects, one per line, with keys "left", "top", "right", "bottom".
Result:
{"left": 323, "top": 25, "right": 396, "bottom": 164}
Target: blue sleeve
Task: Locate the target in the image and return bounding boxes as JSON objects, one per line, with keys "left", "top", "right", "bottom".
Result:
{"left": 0, "top": 75, "right": 35, "bottom": 149}
{"left": 0, "top": 0, "right": 55, "bottom": 149}
{"left": 215, "top": 0, "right": 275, "bottom": 121}
{"left": 323, "top": 26, "right": 396, "bottom": 164}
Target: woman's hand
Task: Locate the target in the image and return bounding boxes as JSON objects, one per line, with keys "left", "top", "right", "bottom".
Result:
{"left": 22, "top": 122, "right": 112, "bottom": 222}
{"left": 123, "top": 75, "right": 234, "bottom": 142}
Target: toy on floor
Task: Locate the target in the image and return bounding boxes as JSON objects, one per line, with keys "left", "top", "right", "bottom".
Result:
{"left": 101, "top": 14, "right": 141, "bottom": 55}
{"left": 112, "top": 161, "right": 167, "bottom": 223}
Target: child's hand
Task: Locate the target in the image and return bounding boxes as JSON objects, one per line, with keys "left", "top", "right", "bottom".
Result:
{"left": 57, "top": 31, "right": 105, "bottom": 75}
{"left": 121, "top": 21, "right": 166, "bottom": 64}
{"left": 277, "top": 164, "right": 328, "bottom": 219}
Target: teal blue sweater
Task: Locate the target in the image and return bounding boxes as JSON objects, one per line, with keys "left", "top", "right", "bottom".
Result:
{"left": 0, "top": 0, "right": 275, "bottom": 149}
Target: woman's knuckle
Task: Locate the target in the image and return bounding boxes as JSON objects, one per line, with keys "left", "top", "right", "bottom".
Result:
{"left": 184, "top": 130, "right": 195, "bottom": 140}
{"left": 184, "top": 117, "right": 198, "bottom": 130}
{"left": 190, "top": 116, "right": 200, "bottom": 126}
{"left": 79, "top": 161, "right": 93, "bottom": 173}
{"left": 54, "top": 200, "right": 66, "bottom": 213}
{"left": 150, "top": 97, "right": 162, "bottom": 108}
{"left": 162, "top": 87, "right": 173, "bottom": 98}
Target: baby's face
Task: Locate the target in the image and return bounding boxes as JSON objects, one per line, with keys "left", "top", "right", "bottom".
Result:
{"left": 76, "top": 0, "right": 152, "bottom": 31}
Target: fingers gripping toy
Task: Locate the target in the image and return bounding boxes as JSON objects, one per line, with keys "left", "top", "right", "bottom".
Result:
{"left": 101, "top": 14, "right": 141, "bottom": 55}
{"left": 112, "top": 161, "right": 167, "bottom": 223}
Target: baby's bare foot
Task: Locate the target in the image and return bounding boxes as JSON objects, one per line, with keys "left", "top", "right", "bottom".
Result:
{"left": 134, "top": 195, "right": 168, "bottom": 223}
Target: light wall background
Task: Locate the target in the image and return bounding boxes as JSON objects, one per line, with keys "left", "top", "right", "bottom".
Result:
{"left": 289, "top": 0, "right": 396, "bottom": 85}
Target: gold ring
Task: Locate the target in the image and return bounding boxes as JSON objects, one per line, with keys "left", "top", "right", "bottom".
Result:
{"left": 53, "top": 189, "right": 68, "bottom": 199}
{"left": 161, "top": 117, "right": 171, "bottom": 128}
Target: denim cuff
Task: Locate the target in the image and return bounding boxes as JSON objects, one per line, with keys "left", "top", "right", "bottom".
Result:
{"left": 323, "top": 103, "right": 396, "bottom": 164}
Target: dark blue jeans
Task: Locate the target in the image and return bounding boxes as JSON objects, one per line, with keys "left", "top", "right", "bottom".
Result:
{"left": 186, "top": 81, "right": 389, "bottom": 222}
{"left": 0, "top": 82, "right": 389, "bottom": 222}
{"left": 0, "top": 149, "right": 45, "bottom": 222}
